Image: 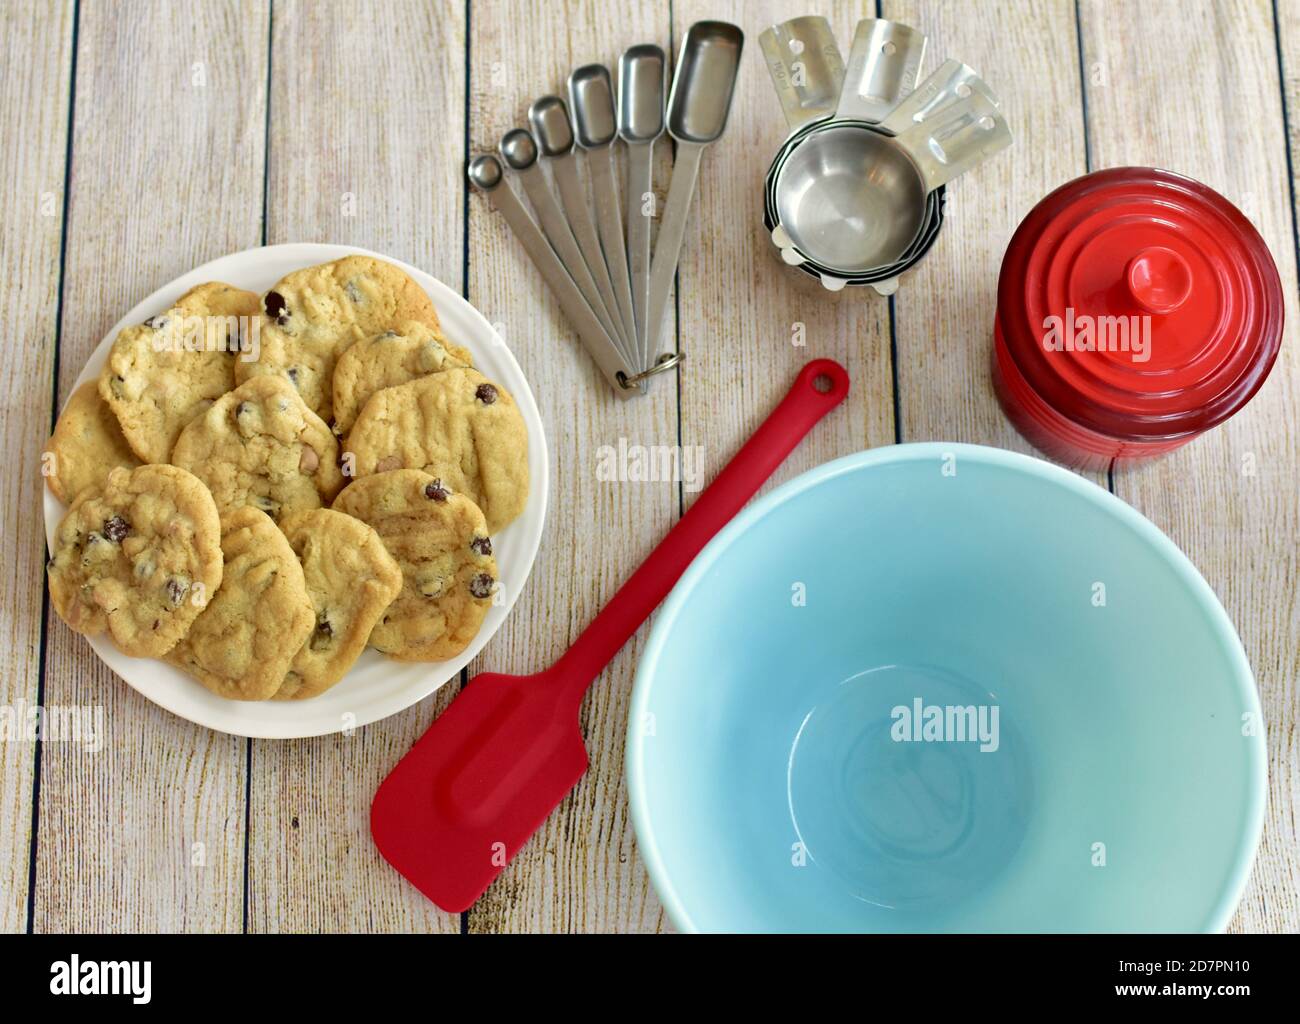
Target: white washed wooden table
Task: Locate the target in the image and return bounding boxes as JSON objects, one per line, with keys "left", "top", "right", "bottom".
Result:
{"left": 2, "top": 0, "right": 1297, "bottom": 933}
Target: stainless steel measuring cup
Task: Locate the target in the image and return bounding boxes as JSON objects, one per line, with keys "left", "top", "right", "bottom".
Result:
{"left": 758, "top": 15, "right": 845, "bottom": 130}
{"left": 763, "top": 118, "right": 947, "bottom": 295}
{"left": 834, "top": 17, "right": 927, "bottom": 122}
{"left": 769, "top": 91, "right": 1010, "bottom": 277}
{"left": 876, "top": 58, "right": 1001, "bottom": 136}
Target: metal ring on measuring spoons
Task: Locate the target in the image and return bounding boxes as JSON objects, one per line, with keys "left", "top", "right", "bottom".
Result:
{"left": 617, "top": 351, "right": 684, "bottom": 389}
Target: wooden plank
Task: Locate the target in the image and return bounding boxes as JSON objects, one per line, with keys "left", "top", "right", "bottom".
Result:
{"left": 464, "top": 0, "right": 677, "bottom": 933}
{"left": 0, "top": 0, "right": 75, "bottom": 935}
{"left": 33, "top": 0, "right": 268, "bottom": 933}
{"left": 247, "top": 0, "right": 467, "bottom": 934}
{"left": 1078, "top": 0, "right": 1300, "bottom": 933}
{"left": 883, "top": 0, "right": 1096, "bottom": 486}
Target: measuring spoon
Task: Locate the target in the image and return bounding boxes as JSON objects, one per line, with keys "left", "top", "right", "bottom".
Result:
{"left": 645, "top": 21, "right": 744, "bottom": 364}
{"left": 498, "top": 128, "right": 626, "bottom": 355}
{"left": 468, "top": 154, "right": 637, "bottom": 397}
{"left": 569, "top": 64, "right": 638, "bottom": 363}
{"left": 529, "top": 95, "right": 634, "bottom": 363}
{"left": 617, "top": 44, "right": 666, "bottom": 374}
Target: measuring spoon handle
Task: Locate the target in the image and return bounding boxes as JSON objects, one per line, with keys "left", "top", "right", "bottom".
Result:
{"left": 589, "top": 149, "right": 637, "bottom": 354}
{"left": 485, "top": 180, "right": 637, "bottom": 397}
{"left": 644, "top": 142, "right": 703, "bottom": 364}
{"left": 625, "top": 141, "right": 655, "bottom": 366}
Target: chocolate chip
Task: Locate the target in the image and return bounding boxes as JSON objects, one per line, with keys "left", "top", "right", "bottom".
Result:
{"left": 344, "top": 280, "right": 363, "bottom": 304}
{"left": 264, "top": 290, "right": 289, "bottom": 324}
{"left": 103, "top": 516, "right": 130, "bottom": 543}
{"left": 252, "top": 494, "right": 281, "bottom": 517}
{"left": 286, "top": 366, "right": 299, "bottom": 385}
{"left": 469, "top": 573, "right": 495, "bottom": 599}
{"left": 424, "top": 479, "right": 450, "bottom": 502}
{"left": 165, "top": 578, "right": 187, "bottom": 607}
{"left": 144, "top": 314, "right": 170, "bottom": 330}
{"left": 470, "top": 536, "right": 492, "bottom": 556}
{"left": 236, "top": 401, "right": 252, "bottom": 418}
{"left": 475, "top": 383, "right": 498, "bottom": 405}
{"left": 309, "top": 617, "right": 333, "bottom": 651}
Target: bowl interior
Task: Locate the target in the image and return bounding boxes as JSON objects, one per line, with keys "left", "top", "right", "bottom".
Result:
{"left": 630, "top": 445, "right": 1264, "bottom": 932}
{"left": 774, "top": 124, "right": 926, "bottom": 274}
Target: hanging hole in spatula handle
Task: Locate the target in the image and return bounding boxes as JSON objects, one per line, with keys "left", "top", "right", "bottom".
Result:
{"left": 785, "top": 357, "right": 851, "bottom": 416}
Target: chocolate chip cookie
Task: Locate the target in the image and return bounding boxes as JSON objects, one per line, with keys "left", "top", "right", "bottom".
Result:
{"left": 44, "top": 381, "right": 142, "bottom": 503}
{"left": 234, "top": 256, "right": 442, "bottom": 423}
{"left": 343, "top": 368, "right": 528, "bottom": 533}
{"left": 273, "top": 508, "right": 403, "bottom": 700}
{"left": 166, "top": 506, "right": 315, "bottom": 700}
{"left": 331, "top": 320, "right": 473, "bottom": 435}
{"left": 332, "top": 470, "right": 498, "bottom": 661}
{"left": 47, "top": 464, "right": 224, "bottom": 657}
{"left": 170, "top": 374, "right": 343, "bottom": 520}
{"left": 99, "top": 281, "right": 261, "bottom": 463}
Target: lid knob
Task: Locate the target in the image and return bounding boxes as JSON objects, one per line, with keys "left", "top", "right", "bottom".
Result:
{"left": 1126, "top": 246, "right": 1192, "bottom": 315}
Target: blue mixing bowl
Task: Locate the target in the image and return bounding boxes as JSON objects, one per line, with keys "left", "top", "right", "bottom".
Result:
{"left": 627, "top": 443, "right": 1265, "bottom": 932}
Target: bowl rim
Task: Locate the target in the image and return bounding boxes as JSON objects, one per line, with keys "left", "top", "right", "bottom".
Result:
{"left": 626, "top": 441, "right": 1267, "bottom": 933}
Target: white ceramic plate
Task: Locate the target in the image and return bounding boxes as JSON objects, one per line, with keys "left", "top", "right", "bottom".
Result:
{"left": 44, "top": 243, "right": 548, "bottom": 739}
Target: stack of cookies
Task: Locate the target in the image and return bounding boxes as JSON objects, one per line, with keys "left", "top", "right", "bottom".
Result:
{"left": 44, "top": 256, "right": 530, "bottom": 702}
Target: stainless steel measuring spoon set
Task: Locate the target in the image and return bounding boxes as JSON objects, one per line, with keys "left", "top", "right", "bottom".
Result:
{"left": 469, "top": 21, "right": 743, "bottom": 397}
{"left": 760, "top": 16, "right": 1012, "bottom": 295}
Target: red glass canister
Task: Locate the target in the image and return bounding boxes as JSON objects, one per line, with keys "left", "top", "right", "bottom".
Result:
{"left": 992, "top": 167, "right": 1284, "bottom": 471}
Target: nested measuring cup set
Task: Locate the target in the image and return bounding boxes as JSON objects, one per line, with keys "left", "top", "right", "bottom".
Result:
{"left": 760, "top": 16, "right": 1011, "bottom": 294}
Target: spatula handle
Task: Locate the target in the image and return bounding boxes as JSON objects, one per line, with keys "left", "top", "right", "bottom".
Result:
{"left": 552, "top": 359, "right": 850, "bottom": 699}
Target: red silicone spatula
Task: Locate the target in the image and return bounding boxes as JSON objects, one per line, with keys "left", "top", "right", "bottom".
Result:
{"left": 372, "top": 358, "right": 849, "bottom": 911}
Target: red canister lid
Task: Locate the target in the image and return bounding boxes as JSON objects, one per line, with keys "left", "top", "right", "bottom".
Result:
{"left": 997, "top": 167, "right": 1283, "bottom": 441}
